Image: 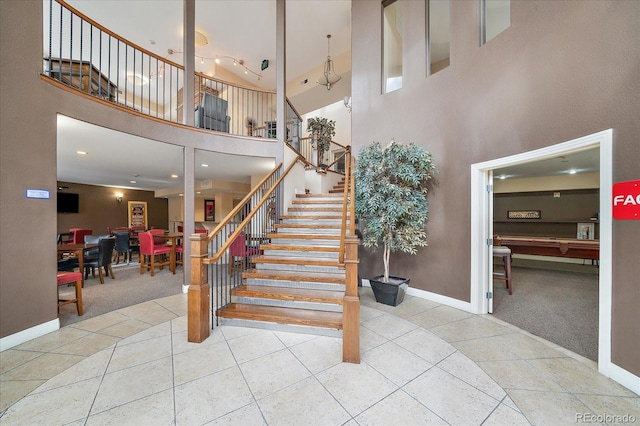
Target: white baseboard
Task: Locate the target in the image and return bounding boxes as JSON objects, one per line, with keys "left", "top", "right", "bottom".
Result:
{"left": 361, "top": 279, "right": 473, "bottom": 313}
{"left": 0, "top": 319, "right": 60, "bottom": 352}
{"left": 605, "top": 362, "right": 640, "bottom": 396}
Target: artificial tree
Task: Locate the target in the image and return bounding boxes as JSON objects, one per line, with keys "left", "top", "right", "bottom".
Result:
{"left": 354, "top": 140, "right": 437, "bottom": 284}
{"left": 306, "top": 116, "right": 336, "bottom": 165}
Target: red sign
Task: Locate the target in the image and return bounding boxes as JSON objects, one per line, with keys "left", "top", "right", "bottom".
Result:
{"left": 612, "top": 180, "right": 640, "bottom": 220}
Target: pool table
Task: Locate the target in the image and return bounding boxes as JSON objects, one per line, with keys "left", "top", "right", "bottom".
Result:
{"left": 494, "top": 236, "right": 600, "bottom": 260}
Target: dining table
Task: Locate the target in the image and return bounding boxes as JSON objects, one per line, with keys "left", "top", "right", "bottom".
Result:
{"left": 57, "top": 243, "right": 98, "bottom": 286}
{"left": 152, "top": 232, "right": 183, "bottom": 273}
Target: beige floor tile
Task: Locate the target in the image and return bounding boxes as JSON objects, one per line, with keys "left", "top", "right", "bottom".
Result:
{"left": 508, "top": 389, "right": 599, "bottom": 425}
{"left": 453, "top": 335, "right": 521, "bottom": 362}
{"left": 482, "top": 403, "right": 531, "bottom": 425}
{"left": 170, "top": 315, "right": 188, "bottom": 334}
{"left": 33, "top": 347, "right": 113, "bottom": 393}
{"left": 91, "top": 357, "right": 173, "bottom": 414}
{"left": 106, "top": 334, "right": 171, "bottom": 373}
{"left": 85, "top": 388, "right": 175, "bottom": 426}
{"left": 575, "top": 394, "right": 640, "bottom": 420}
{"left": 1, "top": 352, "right": 85, "bottom": 381}
{"left": 359, "top": 304, "right": 385, "bottom": 321}
{"left": 139, "top": 308, "right": 179, "bottom": 326}
{"left": 288, "top": 335, "right": 343, "bottom": 374}
{"left": 403, "top": 367, "right": 500, "bottom": 426}
{"left": 503, "top": 394, "right": 522, "bottom": 412}
{"left": 12, "top": 326, "right": 90, "bottom": 353}
{"left": 226, "top": 329, "right": 286, "bottom": 364}
{"left": 438, "top": 351, "right": 506, "bottom": 401}
{"left": 477, "top": 359, "right": 565, "bottom": 392}
{"left": 386, "top": 295, "right": 440, "bottom": 319}
{"left": 204, "top": 402, "right": 266, "bottom": 426}
{"left": 355, "top": 389, "right": 447, "bottom": 425}
{"left": 272, "top": 329, "right": 319, "bottom": 347}
{"left": 239, "top": 348, "right": 311, "bottom": 399}
{"left": 258, "top": 376, "right": 351, "bottom": 426}
{"left": 117, "top": 321, "right": 171, "bottom": 346}
{"left": 173, "top": 340, "right": 236, "bottom": 386}
{"left": 409, "top": 305, "right": 474, "bottom": 329}
{"left": 393, "top": 328, "right": 456, "bottom": 364}
{"left": 316, "top": 362, "right": 398, "bottom": 416}
{"left": 362, "top": 341, "right": 432, "bottom": 386}
{"left": 430, "top": 316, "right": 513, "bottom": 343}
{"left": 174, "top": 366, "right": 254, "bottom": 425}
{"left": 1, "top": 376, "right": 101, "bottom": 425}
{"left": 51, "top": 332, "right": 119, "bottom": 356}
{"left": 97, "top": 317, "right": 153, "bottom": 339}
{"left": 527, "top": 357, "right": 638, "bottom": 397}
{"left": 69, "top": 311, "right": 131, "bottom": 332}
{"left": 172, "top": 328, "right": 225, "bottom": 355}
{"left": 220, "top": 324, "right": 261, "bottom": 340}
{"left": 361, "top": 313, "right": 418, "bottom": 340}
{"left": 359, "top": 325, "right": 389, "bottom": 353}
{"left": 0, "top": 379, "right": 46, "bottom": 413}
{"left": 115, "top": 300, "right": 166, "bottom": 319}
{"left": 0, "top": 349, "right": 42, "bottom": 374}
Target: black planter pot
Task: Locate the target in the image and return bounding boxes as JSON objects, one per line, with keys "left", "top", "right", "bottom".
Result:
{"left": 369, "top": 275, "right": 410, "bottom": 306}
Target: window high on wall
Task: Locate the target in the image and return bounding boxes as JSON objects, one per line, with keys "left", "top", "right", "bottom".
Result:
{"left": 427, "top": 0, "right": 450, "bottom": 75}
{"left": 480, "top": 0, "right": 510, "bottom": 45}
{"left": 382, "top": 0, "right": 403, "bottom": 93}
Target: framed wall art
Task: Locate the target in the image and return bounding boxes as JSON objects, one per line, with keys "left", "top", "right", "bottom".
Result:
{"left": 204, "top": 199, "right": 215, "bottom": 221}
{"left": 128, "top": 201, "right": 147, "bottom": 228}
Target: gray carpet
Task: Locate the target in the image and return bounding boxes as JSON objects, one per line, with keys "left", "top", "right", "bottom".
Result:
{"left": 493, "top": 260, "right": 599, "bottom": 361}
{"left": 58, "top": 262, "right": 184, "bottom": 327}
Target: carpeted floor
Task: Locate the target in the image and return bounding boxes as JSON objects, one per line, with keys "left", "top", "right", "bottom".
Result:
{"left": 58, "top": 262, "right": 184, "bottom": 327}
{"left": 492, "top": 259, "right": 599, "bottom": 361}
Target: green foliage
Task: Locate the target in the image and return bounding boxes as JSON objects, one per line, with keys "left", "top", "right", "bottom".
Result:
{"left": 306, "top": 116, "right": 336, "bottom": 153}
{"left": 354, "top": 140, "right": 437, "bottom": 281}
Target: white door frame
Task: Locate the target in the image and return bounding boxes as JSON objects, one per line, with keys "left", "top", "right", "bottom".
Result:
{"left": 470, "top": 129, "right": 613, "bottom": 375}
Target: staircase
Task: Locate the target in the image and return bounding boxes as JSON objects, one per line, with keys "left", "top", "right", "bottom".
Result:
{"left": 216, "top": 179, "right": 349, "bottom": 337}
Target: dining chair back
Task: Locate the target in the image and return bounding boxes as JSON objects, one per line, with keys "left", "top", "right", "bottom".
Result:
{"left": 84, "top": 236, "right": 116, "bottom": 284}
{"left": 139, "top": 231, "right": 171, "bottom": 276}
{"left": 69, "top": 228, "right": 92, "bottom": 244}
{"left": 113, "top": 231, "right": 139, "bottom": 264}
{"left": 228, "top": 231, "right": 260, "bottom": 275}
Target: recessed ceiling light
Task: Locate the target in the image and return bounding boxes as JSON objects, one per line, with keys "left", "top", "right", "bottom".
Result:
{"left": 76, "top": 150, "right": 87, "bottom": 155}
{"left": 196, "top": 191, "right": 201, "bottom": 194}
{"left": 130, "top": 180, "right": 137, "bottom": 184}
{"left": 171, "top": 174, "right": 179, "bottom": 178}
{"left": 179, "top": 193, "right": 184, "bottom": 197}
{"left": 569, "top": 169, "right": 577, "bottom": 174}
{"left": 201, "top": 163, "right": 209, "bottom": 167}
{"left": 499, "top": 175, "right": 506, "bottom": 180}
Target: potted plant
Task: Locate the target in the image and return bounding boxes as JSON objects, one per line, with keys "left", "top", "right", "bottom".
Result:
{"left": 354, "top": 140, "right": 437, "bottom": 306}
{"left": 306, "top": 116, "right": 336, "bottom": 166}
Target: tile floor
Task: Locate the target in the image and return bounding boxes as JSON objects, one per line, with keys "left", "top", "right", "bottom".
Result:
{"left": 1, "top": 288, "right": 638, "bottom": 425}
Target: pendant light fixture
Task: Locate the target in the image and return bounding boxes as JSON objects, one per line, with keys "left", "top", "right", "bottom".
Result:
{"left": 317, "top": 34, "right": 341, "bottom": 90}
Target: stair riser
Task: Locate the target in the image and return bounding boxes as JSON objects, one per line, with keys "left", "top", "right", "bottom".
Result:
{"left": 255, "top": 263, "right": 343, "bottom": 274}
{"left": 276, "top": 228, "right": 341, "bottom": 235}
{"left": 280, "top": 219, "right": 347, "bottom": 225}
{"left": 294, "top": 197, "right": 344, "bottom": 202}
{"left": 245, "top": 278, "right": 345, "bottom": 291}
{"left": 219, "top": 318, "right": 342, "bottom": 338}
{"left": 269, "top": 238, "right": 340, "bottom": 246}
{"left": 231, "top": 296, "right": 343, "bottom": 312}
{"left": 291, "top": 203, "right": 344, "bottom": 208}
{"left": 262, "top": 250, "right": 339, "bottom": 259}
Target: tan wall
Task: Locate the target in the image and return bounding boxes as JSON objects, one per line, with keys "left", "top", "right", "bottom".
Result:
{"left": 352, "top": 1, "right": 639, "bottom": 375}
{"left": 56, "top": 182, "right": 169, "bottom": 234}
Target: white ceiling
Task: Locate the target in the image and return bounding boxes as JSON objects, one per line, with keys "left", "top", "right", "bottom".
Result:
{"left": 493, "top": 148, "right": 600, "bottom": 179}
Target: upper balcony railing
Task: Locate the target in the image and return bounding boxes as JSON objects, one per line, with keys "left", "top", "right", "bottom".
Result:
{"left": 43, "top": 0, "right": 301, "bottom": 143}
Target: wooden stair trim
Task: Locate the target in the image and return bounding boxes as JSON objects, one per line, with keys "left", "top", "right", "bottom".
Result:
{"left": 279, "top": 215, "right": 345, "bottom": 220}
{"left": 243, "top": 270, "right": 345, "bottom": 284}
{"left": 217, "top": 303, "right": 343, "bottom": 329}
{"left": 253, "top": 256, "right": 340, "bottom": 267}
{"left": 260, "top": 244, "right": 340, "bottom": 252}
{"left": 292, "top": 199, "right": 343, "bottom": 204}
{"left": 232, "top": 284, "right": 344, "bottom": 304}
{"left": 268, "top": 233, "right": 341, "bottom": 240}
{"left": 275, "top": 223, "right": 341, "bottom": 229}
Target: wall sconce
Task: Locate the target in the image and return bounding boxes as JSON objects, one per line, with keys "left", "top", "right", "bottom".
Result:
{"left": 115, "top": 193, "right": 123, "bottom": 203}
{"left": 344, "top": 96, "right": 352, "bottom": 113}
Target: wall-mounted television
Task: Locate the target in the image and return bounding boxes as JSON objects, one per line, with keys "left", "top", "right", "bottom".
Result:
{"left": 57, "top": 192, "right": 79, "bottom": 213}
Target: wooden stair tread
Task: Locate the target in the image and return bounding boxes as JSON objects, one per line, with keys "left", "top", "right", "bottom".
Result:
{"left": 217, "top": 303, "right": 343, "bottom": 329}
{"left": 275, "top": 223, "right": 341, "bottom": 229}
{"left": 288, "top": 207, "right": 343, "bottom": 212}
{"left": 233, "top": 285, "right": 344, "bottom": 303}
{"left": 292, "top": 199, "right": 343, "bottom": 204}
{"left": 268, "top": 233, "right": 341, "bottom": 240}
{"left": 279, "top": 215, "right": 345, "bottom": 220}
{"left": 243, "top": 269, "right": 345, "bottom": 284}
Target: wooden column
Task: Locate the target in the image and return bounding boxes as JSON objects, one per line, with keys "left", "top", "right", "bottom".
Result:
{"left": 342, "top": 235, "right": 360, "bottom": 363}
{"left": 188, "top": 233, "right": 210, "bottom": 342}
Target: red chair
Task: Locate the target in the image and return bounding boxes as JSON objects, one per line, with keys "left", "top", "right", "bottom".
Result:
{"left": 69, "top": 228, "right": 92, "bottom": 244}
{"left": 138, "top": 231, "right": 171, "bottom": 276}
{"left": 177, "top": 225, "right": 184, "bottom": 232}
{"left": 57, "top": 271, "right": 83, "bottom": 315}
{"left": 195, "top": 229, "right": 208, "bottom": 235}
{"left": 148, "top": 228, "right": 167, "bottom": 247}
{"left": 228, "top": 231, "right": 260, "bottom": 275}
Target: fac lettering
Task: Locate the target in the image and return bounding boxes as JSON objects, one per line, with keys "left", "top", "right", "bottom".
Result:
{"left": 613, "top": 194, "right": 640, "bottom": 206}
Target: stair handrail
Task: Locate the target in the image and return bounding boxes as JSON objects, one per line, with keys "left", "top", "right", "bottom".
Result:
{"left": 204, "top": 157, "right": 301, "bottom": 264}
{"left": 338, "top": 147, "right": 353, "bottom": 264}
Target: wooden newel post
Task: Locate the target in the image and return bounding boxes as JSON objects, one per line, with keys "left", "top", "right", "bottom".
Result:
{"left": 188, "top": 233, "right": 210, "bottom": 343}
{"left": 343, "top": 235, "right": 360, "bottom": 363}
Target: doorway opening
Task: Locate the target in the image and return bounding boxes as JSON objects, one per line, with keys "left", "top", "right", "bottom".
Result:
{"left": 470, "top": 129, "right": 613, "bottom": 372}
